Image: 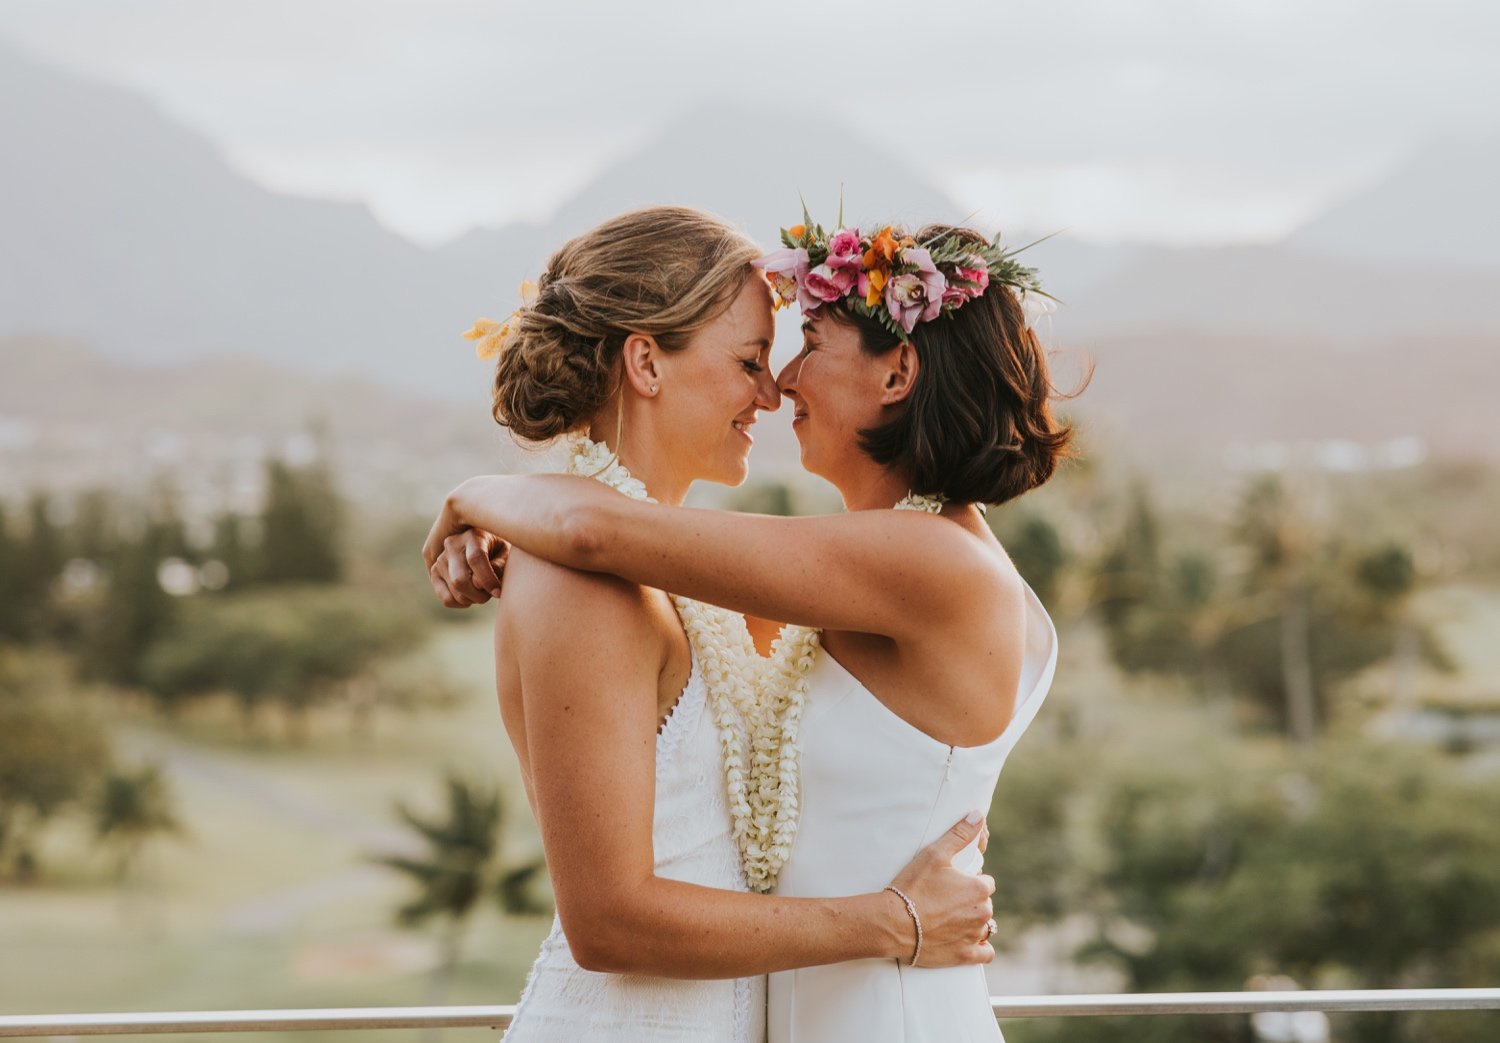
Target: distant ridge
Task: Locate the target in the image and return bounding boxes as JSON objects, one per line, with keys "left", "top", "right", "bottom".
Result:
{"left": 1287, "top": 134, "right": 1500, "bottom": 273}
{"left": 4, "top": 41, "right": 1500, "bottom": 427}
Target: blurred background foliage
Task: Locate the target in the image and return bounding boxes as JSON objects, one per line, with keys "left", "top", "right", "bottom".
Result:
{"left": 3, "top": 435, "right": 1500, "bottom": 1042}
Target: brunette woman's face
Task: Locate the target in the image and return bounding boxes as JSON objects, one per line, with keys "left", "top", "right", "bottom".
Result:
{"left": 776, "top": 311, "right": 893, "bottom": 482}
{"left": 654, "top": 274, "right": 780, "bottom": 486}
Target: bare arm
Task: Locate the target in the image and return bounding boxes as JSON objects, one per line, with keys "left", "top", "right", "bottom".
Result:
{"left": 426, "top": 474, "right": 1003, "bottom": 639}
{"left": 503, "top": 557, "right": 994, "bottom": 978}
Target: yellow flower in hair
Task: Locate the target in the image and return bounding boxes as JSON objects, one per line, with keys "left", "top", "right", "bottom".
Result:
{"left": 463, "top": 316, "right": 512, "bottom": 361}
{"left": 518, "top": 279, "right": 539, "bottom": 304}
{"left": 863, "top": 267, "right": 887, "bottom": 308}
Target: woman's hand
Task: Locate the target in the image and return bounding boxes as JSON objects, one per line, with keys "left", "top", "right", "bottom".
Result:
{"left": 886, "top": 812, "right": 997, "bottom": 967}
{"left": 428, "top": 527, "right": 509, "bottom": 608}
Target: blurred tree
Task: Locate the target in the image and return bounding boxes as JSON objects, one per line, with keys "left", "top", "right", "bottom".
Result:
{"left": 260, "top": 457, "right": 343, "bottom": 584}
{"left": 139, "top": 587, "right": 424, "bottom": 739}
{"left": 93, "top": 762, "right": 182, "bottom": 884}
{"left": 983, "top": 737, "right": 1087, "bottom": 934}
{"left": 373, "top": 774, "right": 548, "bottom": 1018}
{"left": 207, "top": 511, "right": 256, "bottom": 590}
{"left": 0, "top": 650, "right": 110, "bottom": 879}
{"left": 1354, "top": 543, "right": 1420, "bottom": 709}
{"left": 1229, "top": 475, "right": 1318, "bottom": 747}
{"left": 0, "top": 493, "right": 66, "bottom": 642}
{"left": 995, "top": 512, "right": 1068, "bottom": 607}
{"left": 0, "top": 503, "right": 27, "bottom": 641}
{"left": 726, "top": 480, "right": 797, "bottom": 517}
{"left": 65, "top": 488, "right": 117, "bottom": 563}
{"left": 1090, "top": 482, "right": 1163, "bottom": 636}
{"left": 21, "top": 492, "right": 65, "bottom": 601}
{"left": 87, "top": 520, "right": 176, "bottom": 688}
{"left": 1025, "top": 740, "right": 1500, "bottom": 1043}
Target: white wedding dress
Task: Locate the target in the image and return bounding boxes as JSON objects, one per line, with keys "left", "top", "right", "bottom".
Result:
{"left": 767, "top": 581, "right": 1059, "bottom": 1043}
{"left": 502, "top": 654, "right": 765, "bottom": 1042}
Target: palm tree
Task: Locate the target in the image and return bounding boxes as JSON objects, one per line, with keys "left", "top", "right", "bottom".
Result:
{"left": 373, "top": 774, "right": 548, "bottom": 1024}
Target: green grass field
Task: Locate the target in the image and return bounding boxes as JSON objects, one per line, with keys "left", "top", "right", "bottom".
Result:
{"left": 0, "top": 613, "right": 551, "bottom": 1042}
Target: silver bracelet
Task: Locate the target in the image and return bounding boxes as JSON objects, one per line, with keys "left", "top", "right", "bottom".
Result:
{"left": 883, "top": 885, "right": 923, "bottom": 967}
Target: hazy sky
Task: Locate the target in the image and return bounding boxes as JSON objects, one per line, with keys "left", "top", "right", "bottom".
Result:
{"left": 3, "top": 0, "right": 1497, "bottom": 247}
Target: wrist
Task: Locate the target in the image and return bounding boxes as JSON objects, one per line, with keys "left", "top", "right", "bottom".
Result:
{"left": 446, "top": 479, "right": 477, "bottom": 526}
{"left": 883, "top": 885, "right": 922, "bottom": 966}
{"left": 867, "top": 888, "right": 913, "bottom": 961}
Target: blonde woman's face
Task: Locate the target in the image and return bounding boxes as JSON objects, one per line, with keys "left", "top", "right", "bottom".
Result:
{"left": 655, "top": 275, "right": 780, "bottom": 486}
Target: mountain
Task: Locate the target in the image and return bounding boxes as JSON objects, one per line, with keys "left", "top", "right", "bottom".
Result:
{"left": 5, "top": 41, "right": 1500, "bottom": 477}
{"left": 0, "top": 335, "right": 518, "bottom": 509}
{"left": 1286, "top": 134, "right": 1500, "bottom": 273}
{"left": 0, "top": 46, "right": 980, "bottom": 399}
{"left": 1061, "top": 243, "right": 1500, "bottom": 344}
{"left": 1073, "top": 329, "right": 1500, "bottom": 463}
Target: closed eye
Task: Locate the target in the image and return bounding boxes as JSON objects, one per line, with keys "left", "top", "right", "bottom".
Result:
{"left": 741, "top": 359, "right": 765, "bottom": 374}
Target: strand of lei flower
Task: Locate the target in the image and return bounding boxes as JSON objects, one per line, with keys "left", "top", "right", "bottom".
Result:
{"left": 565, "top": 437, "right": 789, "bottom": 889}
{"left": 741, "top": 488, "right": 947, "bottom": 887}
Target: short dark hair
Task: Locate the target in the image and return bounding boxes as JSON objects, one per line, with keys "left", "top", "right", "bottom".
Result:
{"left": 832, "top": 224, "right": 1081, "bottom": 505}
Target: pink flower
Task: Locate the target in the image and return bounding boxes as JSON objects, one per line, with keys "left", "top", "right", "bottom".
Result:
{"left": 952, "top": 258, "right": 990, "bottom": 301}
{"left": 753, "top": 248, "right": 809, "bottom": 309}
{"left": 883, "top": 248, "right": 947, "bottom": 333}
{"left": 801, "top": 263, "right": 855, "bottom": 309}
{"left": 826, "top": 227, "right": 864, "bottom": 272}
{"left": 754, "top": 247, "right": 809, "bottom": 278}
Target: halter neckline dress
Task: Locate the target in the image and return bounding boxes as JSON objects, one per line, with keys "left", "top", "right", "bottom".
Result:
{"left": 767, "top": 581, "right": 1059, "bottom": 1043}
{"left": 503, "top": 654, "right": 764, "bottom": 1042}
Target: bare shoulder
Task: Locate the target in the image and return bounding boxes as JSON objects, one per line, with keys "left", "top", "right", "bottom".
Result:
{"left": 904, "top": 509, "right": 1024, "bottom": 603}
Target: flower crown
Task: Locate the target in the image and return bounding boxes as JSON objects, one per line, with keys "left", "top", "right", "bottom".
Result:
{"left": 753, "top": 204, "right": 1051, "bottom": 341}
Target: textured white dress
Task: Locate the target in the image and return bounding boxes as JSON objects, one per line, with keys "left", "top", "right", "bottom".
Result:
{"left": 502, "top": 655, "right": 765, "bottom": 1042}
{"left": 767, "top": 582, "right": 1059, "bottom": 1043}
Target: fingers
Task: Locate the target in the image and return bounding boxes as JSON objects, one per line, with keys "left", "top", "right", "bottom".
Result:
{"left": 466, "top": 539, "right": 504, "bottom": 598}
{"left": 437, "top": 532, "right": 489, "bottom": 606}
{"left": 978, "top": 818, "right": 990, "bottom": 855}
{"left": 428, "top": 564, "right": 469, "bottom": 609}
{"left": 923, "top": 810, "right": 986, "bottom": 863}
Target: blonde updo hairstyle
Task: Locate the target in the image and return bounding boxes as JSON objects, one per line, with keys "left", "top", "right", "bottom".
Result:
{"left": 492, "top": 206, "right": 762, "bottom": 442}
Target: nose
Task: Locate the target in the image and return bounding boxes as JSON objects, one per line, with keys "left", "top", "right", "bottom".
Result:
{"left": 754, "top": 366, "right": 781, "bottom": 412}
{"left": 776, "top": 356, "right": 801, "bottom": 405}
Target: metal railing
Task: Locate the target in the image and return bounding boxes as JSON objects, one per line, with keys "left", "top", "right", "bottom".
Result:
{"left": 2, "top": 989, "right": 1497, "bottom": 1037}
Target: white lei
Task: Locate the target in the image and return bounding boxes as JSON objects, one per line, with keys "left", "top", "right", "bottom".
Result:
{"left": 566, "top": 436, "right": 944, "bottom": 891}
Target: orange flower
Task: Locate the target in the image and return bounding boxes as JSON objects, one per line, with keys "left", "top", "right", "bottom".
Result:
{"left": 863, "top": 267, "right": 887, "bottom": 308}
{"left": 863, "top": 226, "right": 899, "bottom": 270}
{"left": 788, "top": 223, "right": 807, "bottom": 240}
